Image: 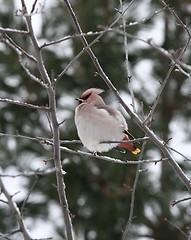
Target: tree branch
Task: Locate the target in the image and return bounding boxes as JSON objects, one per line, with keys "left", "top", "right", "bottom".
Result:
{"left": 113, "top": 30, "right": 191, "bottom": 77}
{"left": 121, "top": 142, "right": 147, "bottom": 240}
{"left": 0, "top": 97, "right": 48, "bottom": 110}
{"left": 20, "top": 1, "right": 74, "bottom": 239}
{"left": 1, "top": 33, "right": 37, "bottom": 63}
{"left": 0, "top": 177, "right": 32, "bottom": 240}
{"left": 0, "top": 131, "right": 168, "bottom": 165}
{"left": 120, "top": 0, "right": 136, "bottom": 112}
{"left": 0, "top": 27, "right": 28, "bottom": 35}
{"left": 57, "top": 1, "right": 134, "bottom": 82}
{"left": 158, "top": 0, "right": 191, "bottom": 39}
{"left": 171, "top": 197, "right": 191, "bottom": 207}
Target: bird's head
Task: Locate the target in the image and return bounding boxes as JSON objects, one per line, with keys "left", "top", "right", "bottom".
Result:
{"left": 76, "top": 88, "right": 105, "bottom": 105}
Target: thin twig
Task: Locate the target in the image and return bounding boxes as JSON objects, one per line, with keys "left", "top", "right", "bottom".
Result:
{"left": 1, "top": 33, "right": 37, "bottom": 63}
{"left": 111, "top": 29, "right": 191, "bottom": 76}
{"left": 0, "top": 168, "right": 56, "bottom": 178}
{"left": 0, "top": 27, "right": 28, "bottom": 35}
{"left": 20, "top": 1, "right": 74, "bottom": 239}
{"left": 120, "top": 0, "right": 136, "bottom": 112}
{"left": 145, "top": 37, "right": 190, "bottom": 124}
{"left": 58, "top": 0, "right": 134, "bottom": 82}
{"left": 19, "top": 59, "right": 46, "bottom": 87}
{"left": 41, "top": 6, "right": 166, "bottom": 49}
{"left": 0, "top": 177, "right": 32, "bottom": 240}
{"left": 40, "top": 31, "right": 107, "bottom": 49}
{"left": 31, "top": 0, "right": 38, "bottom": 14}
{"left": 20, "top": 177, "right": 38, "bottom": 215}
{"left": 0, "top": 132, "right": 149, "bottom": 144}
{"left": 60, "top": 144, "right": 168, "bottom": 165}
{"left": 1, "top": 131, "right": 188, "bottom": 164}
{"left": 145, "top": 63, "right": 175, "bottom": 124}
{"left": 0, "top": 131, "right": 167, "bottom": 164}
{"left": 0, "top": 97, "right": 49, "bottom": 110}
{"left": 165, "top": 218, "right": 188, "bottom": 238}
{"left": 0, "top": 34, "right": 46, "bottom": 86}
{"left": 171, "top": 197, "right": 191, "bottom": 207}
{"left": 121, "top": 142, "right": 147, "bottom": 240}
{"left": 0, "top": 229, "right": 20, "bottom": 240}
{"left": 158, "top": 0, "right": 191, "bottom": 39}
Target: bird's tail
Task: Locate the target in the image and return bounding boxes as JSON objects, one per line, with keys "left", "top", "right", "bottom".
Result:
{"left": 119, "top": 130, "right": 141, "bottom": 155}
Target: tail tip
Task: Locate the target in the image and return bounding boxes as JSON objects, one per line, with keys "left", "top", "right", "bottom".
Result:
{"left": 132, "top": 148, "right": 141, "bottom": 155}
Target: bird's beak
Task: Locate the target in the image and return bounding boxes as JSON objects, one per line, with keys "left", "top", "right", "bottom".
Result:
{"left": 75, "top": 98, "right": 83, "bottom": 104}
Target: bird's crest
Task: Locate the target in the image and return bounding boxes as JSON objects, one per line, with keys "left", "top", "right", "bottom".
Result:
{"left": 81, "top": 88, "right": 104, "bottom": 99}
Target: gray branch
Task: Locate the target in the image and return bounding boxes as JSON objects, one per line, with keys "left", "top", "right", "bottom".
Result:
{"left": 0, "top": 177, "right": 32, "bottom": 240}
{"left": 0, "top": 97, "right": 48, "bottom": 110}
{"left": 20, "top": 1, "right": 74, "bottom": 239}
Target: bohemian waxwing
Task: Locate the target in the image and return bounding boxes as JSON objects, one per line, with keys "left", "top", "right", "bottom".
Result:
{"left": 74, "top": 88, "right": 140, "bottom": 154}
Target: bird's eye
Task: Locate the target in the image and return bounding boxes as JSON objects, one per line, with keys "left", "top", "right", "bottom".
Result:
{"left": 81, "top": 93, "right": 91, "bottom": 100}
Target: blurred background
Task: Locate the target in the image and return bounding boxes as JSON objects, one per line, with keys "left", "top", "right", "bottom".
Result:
{"left": 0, "top": 0, "right": 191, "bottom": 239}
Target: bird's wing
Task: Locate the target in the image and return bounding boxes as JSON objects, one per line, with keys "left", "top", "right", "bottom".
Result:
{"left": 96, "top": 104, "right": 128, "bottom": 129}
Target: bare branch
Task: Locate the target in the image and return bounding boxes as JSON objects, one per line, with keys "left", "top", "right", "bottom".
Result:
{"left": 59, "top": 144, "right": 168, "bottom": 165}
{"left": 121, "top": 142, "right": 147, "bottom": 240}
{"left": 31, "top": 0, "right": 38, "bottom": 14}
{"left": 120, "top": 0, "right": 136, "bottom": 112}
{"left": 171, "top": 197, "right": 191, "bottom": 207}
{"left": 1, "top": 33, "right": 37, "bottom": 63}
{"left": 58, "top": 0, "right": 134, "bottom": 82}
{"left": 20, "top": 177, "right": 38, "bottom": 215}
{"left": 158, "top": 0, "right": 191, "bottom": 39}
{"left": 167, "top": 145, "right": 191, "bottom": 161}
{"left": 124, "top": 7, "right": 166, "bottom": 27}
{"left": 20, "top": 6, "right": 50, "bottom": 85}
{"left": 19, "top": 58, "right": 47, "bottom": 87}
{"left": 1, "top": 34, "right": 47, "bottom": 87}
{"left": 0, "top": 97, "right": 49, "bottom": 110}
{"left": 0, "top": 229, "right": 20, "bottom": 240}
{"left": 0, "top": 27, "right": 28, "bottom": 35}
{"left": 40, "top": 31, "right": 105, "bottom": 49}
{"left": 20, "top": 1, "right": 75, "bottom": 239}
{"left": 104, "top": 25, "right": 191, "bottom": 76}
{"left": 145, "top": 63, "right": 175, "bottom": 125}
{"left": 0, "top": 168, "right": 56, "bottom": 178}
{"left": 0, "top": 131, "right": 167, "bottom": 164}
{"left": 145, "top": 36, "right": 190, "bottom": 124}
{"left": 165, "top": 218, "right": 188, "bottom": 238}
{"left": 0, "top": 177, "right": 32, "bottom": 240}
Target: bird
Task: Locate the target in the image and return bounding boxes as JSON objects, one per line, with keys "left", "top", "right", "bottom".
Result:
{"left": 74, "top": 88, "right": 140, "bottom": 155}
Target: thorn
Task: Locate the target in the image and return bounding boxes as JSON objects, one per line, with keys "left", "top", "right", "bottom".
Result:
{"left": 93, "top": 151, "right": 98, "bottom": 156}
